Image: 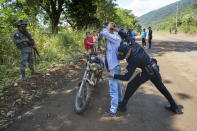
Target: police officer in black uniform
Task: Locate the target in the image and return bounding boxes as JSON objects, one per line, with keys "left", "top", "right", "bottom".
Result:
{"left": 148, "top": 27, "right": 152, "bottom": 49}
{"left": 107, "top": 39, "right": 183, "bottom": 114}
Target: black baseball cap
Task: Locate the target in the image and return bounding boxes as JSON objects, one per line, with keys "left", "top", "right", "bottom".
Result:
{"left": 118, "top": 44, "right": 129, "bottom": 60}
{"left": 17, "top": 20, "right": 27, "bottom": 26}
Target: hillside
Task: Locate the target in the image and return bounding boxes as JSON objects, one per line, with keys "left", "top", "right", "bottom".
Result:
{"left": 153, "top": 3, "right": 197, "bottom": 33}
{"left": 138, "top": 0, "right": 197, "bottom": 27}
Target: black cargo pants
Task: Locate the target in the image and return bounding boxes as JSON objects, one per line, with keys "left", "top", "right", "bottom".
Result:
{"left": 121, "top": 71, "right": 177, "bottom": 109}
{"left": 148, "top": 38, "right": 152, "bottom": 48}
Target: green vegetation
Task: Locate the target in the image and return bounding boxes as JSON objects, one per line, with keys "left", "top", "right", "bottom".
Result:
{"left": 115, "top": 8, "right": 138, "bottom": 29}
{"left": 153, "top": 3, "right": 197, "bottom": 33}
{"left": 0, "top": 0, "right": 138, "bottom": 97}
{"left": 28, "top": 91, "right": 41, "bottom": 101}
{"left": 139, "top": 0, "right": 197, "bottom": 27}
{"left": 0, "top": 85, "right": 4, "bottom": 100}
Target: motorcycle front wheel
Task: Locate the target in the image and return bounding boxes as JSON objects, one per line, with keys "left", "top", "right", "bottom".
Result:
{"left": 74, "top": 81, "right": 91, "bottom": 114}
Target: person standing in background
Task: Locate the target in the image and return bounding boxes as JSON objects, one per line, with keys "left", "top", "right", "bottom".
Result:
{"left": 92, "top": 31, "right": 98, "bottom": 52}
{"left": 93, "top": 31, "right": 98, "bottom": 44}
{"left": 84, "top": 32, "right": 95, "bottom": 54}
{"left": 141, "top": 28, "right": 147, "bottom": 48}
{"left": 170, "top": 28, "right": 172, "bottom": 34}
{"left": 148, "top": 27, "right": 152, "bottom": 49}
{"left": 175, "top": 28, "right": 177, "bottom": 34}
{"left": 98, "top": 30, "right": 103, "bottom": 50}
{"left": 131, "top": 29, "right": 136, "bottom": 42}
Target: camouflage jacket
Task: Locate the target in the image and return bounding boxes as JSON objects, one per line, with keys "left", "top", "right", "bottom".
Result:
{"left": 13, "top": 30, "right": 32, "bottom": 53}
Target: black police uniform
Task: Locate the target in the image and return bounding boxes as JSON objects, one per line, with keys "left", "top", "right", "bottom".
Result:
{"left": 148, "top": 29, "right": 152, "bottom": 49}
{"left": 113, "top": 43, "right": 181, "bottom": 113}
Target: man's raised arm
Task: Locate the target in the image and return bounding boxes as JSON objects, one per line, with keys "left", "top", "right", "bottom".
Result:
{"left": 102, "top": 28, "right": 121, "bottom": 44}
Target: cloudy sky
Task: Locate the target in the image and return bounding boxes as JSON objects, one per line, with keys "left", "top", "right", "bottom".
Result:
{"left": 116, "top": 0, "right": 179, "bottom": 16}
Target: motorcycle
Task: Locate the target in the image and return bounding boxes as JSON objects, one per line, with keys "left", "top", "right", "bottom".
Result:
{"left": 74, "top": 50, "right": 104, "bottom": 114}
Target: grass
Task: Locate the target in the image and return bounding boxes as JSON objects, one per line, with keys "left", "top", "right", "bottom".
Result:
{"left": 0, "top": 85, "right": 4, "bottom": 100}
{"left": 0, "top": 28, "right": 97, "bottom": 99}
{"left": 28, "top": 91, "right": 41, "bottom": 101}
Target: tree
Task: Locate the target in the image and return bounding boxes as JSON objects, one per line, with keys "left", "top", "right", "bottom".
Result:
{"left": 64, "top": 0, "right": 99, "bottom": 29}
{"left": 136, "top": 24, "right": 142, "bottom": 34}
{"left": 2, "top": 0, "right": 138, "bottom": 33}
{"left": 115, "top": 8, "right": 137, "bottom": 29}
{"left": 27, "top": 0, "right": 66, "bottom": 34}
{"left": 64, "top": 0, "right": 121, "bottom": 29}
{"left": 95, "top": 0, "right": 120, "bottom": 27}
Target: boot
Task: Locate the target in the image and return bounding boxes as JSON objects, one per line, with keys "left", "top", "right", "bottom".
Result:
{"left": 118, "top": 102, "right": 127, "bottom": 112}
{"left": 30, "top": 68, "right": 40, "bottom": 75}
{"left": 31, "top": 71, "right": 40, "bottom": 75}
{"left": 21, "top": 70, "right": 27, "bottom": 81}
{"left": 104, "top": 111, "right": 116, "bottom": 117}
{"left": 165, "top": 104, "right": 183, "bottom": 114}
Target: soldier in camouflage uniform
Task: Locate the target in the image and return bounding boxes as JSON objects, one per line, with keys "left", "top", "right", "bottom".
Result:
{"left": 13, "top": 20, "right": 40, "bottom": 81}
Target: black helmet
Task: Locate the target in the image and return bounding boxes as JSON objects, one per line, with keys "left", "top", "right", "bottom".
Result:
{"left": 118, "top": 44, "right": 129, "bottom": 60}
{"left": 17, "top": 20, "right": 27, "bottom": 26}
{"left": 103, "top": 22, "right": 108, "bottom": 28}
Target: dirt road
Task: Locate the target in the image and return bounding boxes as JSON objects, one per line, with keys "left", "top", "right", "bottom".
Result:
{"left": 4, "top": 34, "right": 197, "bottom": 131}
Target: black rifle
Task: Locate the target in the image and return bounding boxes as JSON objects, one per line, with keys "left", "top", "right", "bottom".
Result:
{"left": 21, "top": 29, "right": 41, "bottom": 58}
{"left": 33, "top": 47, "right": 40, "bottom": 58}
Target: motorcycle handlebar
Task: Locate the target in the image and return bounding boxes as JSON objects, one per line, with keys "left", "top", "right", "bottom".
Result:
{"left": 77, "top": 50, "right": 89, "bottom": 58}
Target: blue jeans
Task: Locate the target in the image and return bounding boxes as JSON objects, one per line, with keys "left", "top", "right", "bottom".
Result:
{"left": 108, "top": 65, "right": 122, "bottom": 113}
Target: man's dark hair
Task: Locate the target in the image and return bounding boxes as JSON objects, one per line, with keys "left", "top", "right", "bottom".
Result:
{"left": 93, "top": 31, "right": 96, "bottom": 33}
{"left": 86, "top": 32, "right": 90, "bottom": 35}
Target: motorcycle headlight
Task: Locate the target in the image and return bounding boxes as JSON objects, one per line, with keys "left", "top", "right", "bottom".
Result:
{"left": 90, "top": 56, "right": 97, "bottom": 61}
{"left": 89, "top": 63, "right": 100, "bottom": 71}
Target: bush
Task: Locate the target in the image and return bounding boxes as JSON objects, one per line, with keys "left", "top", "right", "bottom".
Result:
{"left": 0, "top": 27, "right": 94, "bottom": 87}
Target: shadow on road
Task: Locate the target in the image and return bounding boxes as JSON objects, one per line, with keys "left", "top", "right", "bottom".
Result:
{"left": 175, "top": 93, "right": 192, "bottom": 100}
{"left": 163, "top": 79, "right": 173, "bottom": 84}
{"left": 145, "top": 40, "right": 197, "bottom": 57}
{"left": 5, "top": 78, "right": 180, "bottom": 131}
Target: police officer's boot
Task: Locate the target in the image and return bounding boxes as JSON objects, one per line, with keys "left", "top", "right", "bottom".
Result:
{"left": 30, "top": 68, "right": 40, "bottom": 75}
{"left": 118, "top": 100, "right": 127, "bottom": 112}
{"left": 21, "top": 70, "right": 27, "bottom": 81}
{"left": 165, "top": 104, "right": 183, "bottom": 114}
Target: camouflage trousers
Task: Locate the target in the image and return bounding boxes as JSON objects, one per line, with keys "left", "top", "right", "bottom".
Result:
{"left": 20, "top": 52, "right": 34, "bottom": 72}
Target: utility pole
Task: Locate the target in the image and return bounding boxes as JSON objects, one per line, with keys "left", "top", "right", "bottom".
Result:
{"left": 175, "top": 1, "right": 179, "bottom": 34}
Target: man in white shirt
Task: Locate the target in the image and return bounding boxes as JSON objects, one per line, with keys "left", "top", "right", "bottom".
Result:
{"left": 102, "top": 22, "right": 122, "bottom": 117}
